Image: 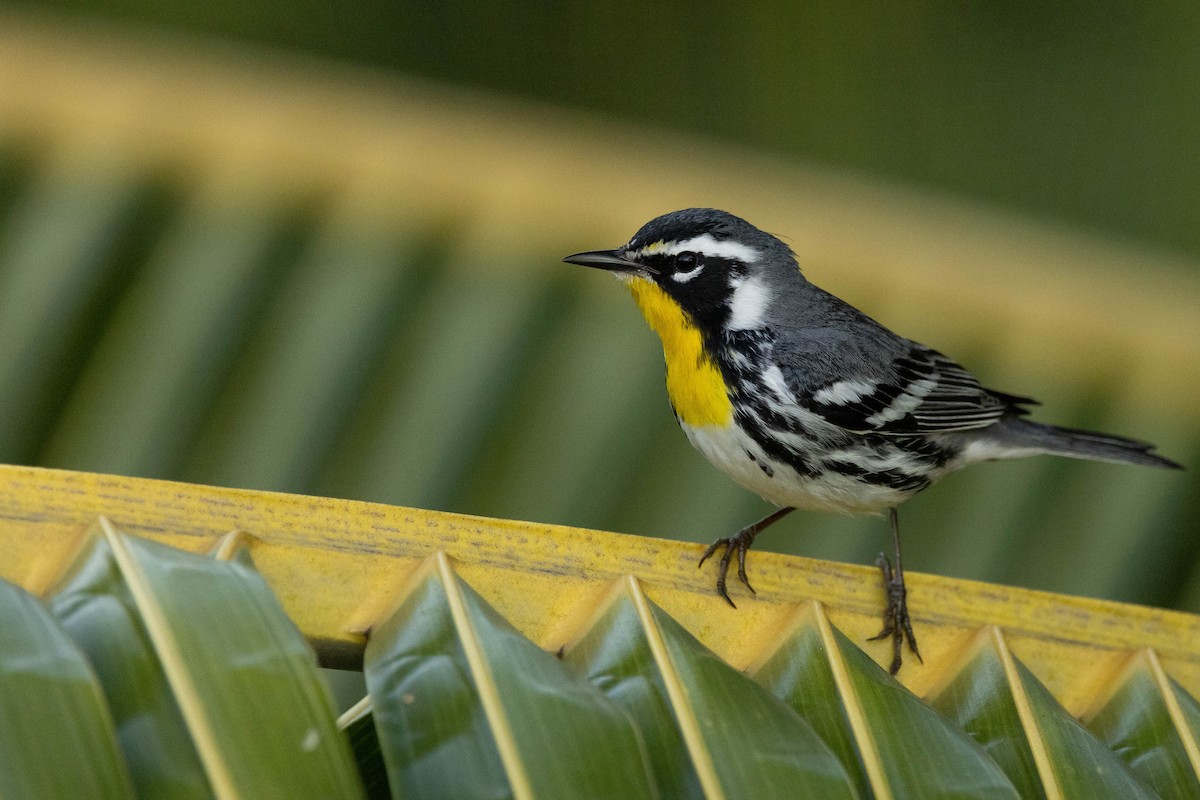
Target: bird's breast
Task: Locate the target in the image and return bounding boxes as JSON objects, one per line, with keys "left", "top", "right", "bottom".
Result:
{"left": 625, "top": 277, "right": 733, "bottom": 427}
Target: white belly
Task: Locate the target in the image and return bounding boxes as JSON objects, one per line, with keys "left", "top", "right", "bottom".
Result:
{"left": 680, "top": 421, "right": 915, "bottom": 514}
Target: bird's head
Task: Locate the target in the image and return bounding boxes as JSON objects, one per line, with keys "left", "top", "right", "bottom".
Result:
{"left": 563, "top": 208, "right": 799, "bottom": 333}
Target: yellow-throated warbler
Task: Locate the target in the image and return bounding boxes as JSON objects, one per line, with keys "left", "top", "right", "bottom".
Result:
{"left": 564, "top": 208, "right": 1181, "bottom": 674}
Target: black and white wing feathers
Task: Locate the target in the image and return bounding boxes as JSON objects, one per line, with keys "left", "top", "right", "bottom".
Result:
{"left": 800, "top": 342, "right": 1036, "bottom": 435}
{"left": 764, "top": 284, "right": 1036, "bottom": 436}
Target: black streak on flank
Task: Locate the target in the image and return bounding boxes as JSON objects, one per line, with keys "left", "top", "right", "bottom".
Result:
{"left": 746, "top": 449, "right": 774, "bottom": 477}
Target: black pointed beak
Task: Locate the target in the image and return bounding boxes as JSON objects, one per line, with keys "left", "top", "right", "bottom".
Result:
{"left": 562, "top": 249, "right": 638, "bottom": 271}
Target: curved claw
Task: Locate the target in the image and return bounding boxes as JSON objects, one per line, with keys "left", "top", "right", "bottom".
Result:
{"left": 697, "top": 530, "right": 757, "bottom": 609}
{"left": 696, "top": 507, "right": 794, "bottom": 610}
{"left": 697, "top": 540, "right": 723, "bottom": 569}
{"left": 716, "top": 536, "right": 739, "bottom": 608}
{"left": 735, "top": 542, "right": 753, "bottom": 594}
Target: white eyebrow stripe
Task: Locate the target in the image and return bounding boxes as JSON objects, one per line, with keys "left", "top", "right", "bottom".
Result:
{"left": 627, "top": 233, "right": 760, "bottom": 263}
{"left": 669, "top": 233, "right": 760, "bottom": 263}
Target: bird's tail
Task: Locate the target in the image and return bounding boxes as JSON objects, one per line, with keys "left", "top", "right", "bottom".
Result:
{"left": 993, "top": 419, "right": 1182, "bottom": 470}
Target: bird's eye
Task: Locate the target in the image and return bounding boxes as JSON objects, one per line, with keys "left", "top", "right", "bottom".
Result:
{"left": 671, "top": 251, "right": 705, "bottom": 282}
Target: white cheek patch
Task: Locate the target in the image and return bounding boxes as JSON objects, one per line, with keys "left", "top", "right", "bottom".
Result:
{"left": 726, "top": 276, "right": 770, "bottom": 329}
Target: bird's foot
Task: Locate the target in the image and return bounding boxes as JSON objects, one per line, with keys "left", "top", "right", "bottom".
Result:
{"left": 867, "top": 553, "right": 922, "bottom": 675}
{"left": 698, "top": 527, "right": 758, "bottom": 608}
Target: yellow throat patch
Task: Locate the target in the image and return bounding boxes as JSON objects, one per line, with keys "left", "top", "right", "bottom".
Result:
{"left": 626, "top": 277, "right": 733, "bottom": 427}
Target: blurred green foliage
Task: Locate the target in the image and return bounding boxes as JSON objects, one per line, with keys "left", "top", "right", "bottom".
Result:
{"left": 5, "top": 2, "right": 1200, "bottom": 259}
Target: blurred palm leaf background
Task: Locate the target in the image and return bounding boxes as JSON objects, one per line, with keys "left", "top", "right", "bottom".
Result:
{"left": 0, "top": 5, "right": 1197, "bottom": 612}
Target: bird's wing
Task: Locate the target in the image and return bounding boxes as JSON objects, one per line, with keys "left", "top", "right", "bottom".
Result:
{"left": 790, "top": 339, "right": 1036, "bottom": 435}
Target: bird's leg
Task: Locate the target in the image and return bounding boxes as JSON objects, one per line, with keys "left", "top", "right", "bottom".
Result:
{"left": 698, "top": 507, "right": 795, "bottom": 608}
{"left": 868, "top": 507, "right": 922, "bottom": 675}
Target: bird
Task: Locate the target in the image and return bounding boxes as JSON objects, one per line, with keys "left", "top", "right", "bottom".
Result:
{"left": 563, "top": 208, "right": 1182, "bottom": 674}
